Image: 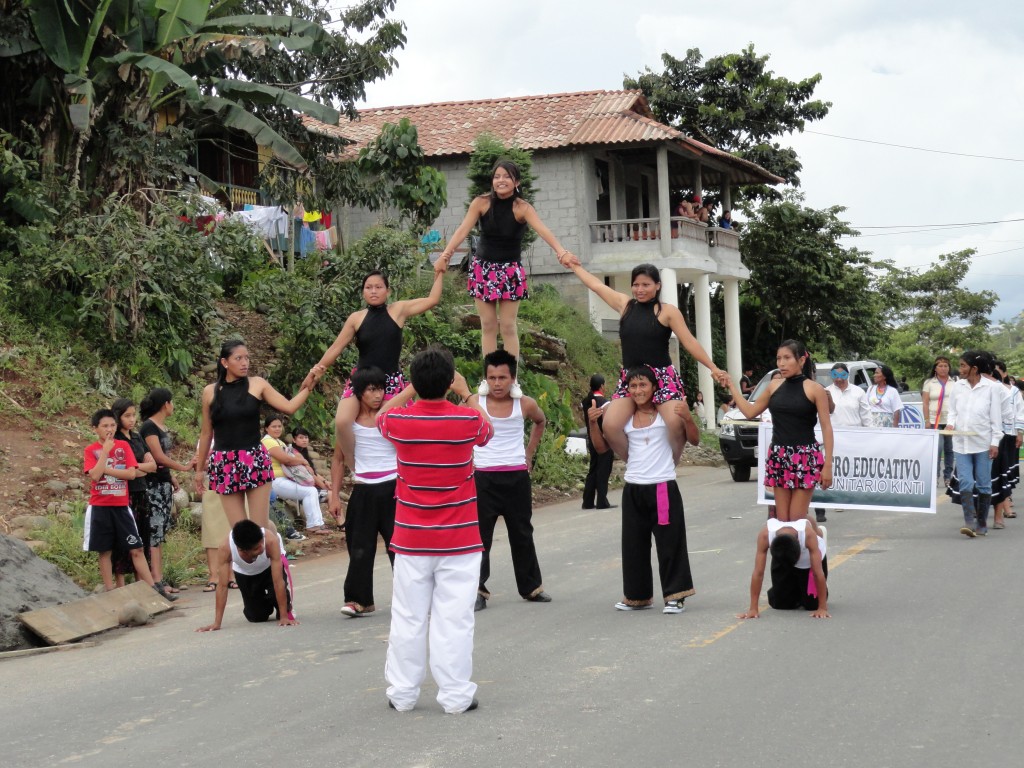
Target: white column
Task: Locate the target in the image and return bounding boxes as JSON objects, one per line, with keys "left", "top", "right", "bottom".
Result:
{"left": 656, "top": 147, "right": 671, "bottom": 258}
{"left": 693, "top": 273, "right": 715, "bottom": 410}
{"left": 660, "top": 266, "right": 680, "bottom": 368}
{"left": 721, "top": 183, "right": 732, "bottom": 213}
{"left": 693, "top": 164, "right": 703, "bottom": 200}
{"left": 723, "top": 278, "right": 742, "bottom": 383}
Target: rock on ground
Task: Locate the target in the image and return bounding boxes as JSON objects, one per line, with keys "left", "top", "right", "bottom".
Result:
{"left": 0, "top": 533, "right": 86, "bottom": 651}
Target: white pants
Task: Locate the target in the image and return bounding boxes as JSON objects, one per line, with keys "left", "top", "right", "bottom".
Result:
{"left": 271, "top": 477, "right": 324, "bottom": 528}
{"left": 386, "top": 552, "right": 481, "bottom": 713}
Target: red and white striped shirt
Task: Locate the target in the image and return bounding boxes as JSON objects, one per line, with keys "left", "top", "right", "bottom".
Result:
{"left": 378, "top": 400, "right": 493, "bottom": 556}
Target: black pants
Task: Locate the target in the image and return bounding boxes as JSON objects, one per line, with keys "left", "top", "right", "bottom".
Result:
{"left": 234, "top": 566, "right": 291, "bottom": 623}
{"left": 621, "top": 481, "right": 694, "bottom": 602}
{"left": 475, "top": 470, "right": 543, "bottom": 598}
{"left": 343, "top": 480, "right": 396, "bottom": 607}
{"left": 583, "top": 448, "right": 613, "bottom": 508}
{"left": 767, "top": 556, "right": 828, "bottom": 611}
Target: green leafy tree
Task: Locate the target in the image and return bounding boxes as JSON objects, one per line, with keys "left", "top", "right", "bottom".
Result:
{"left": 464, "top": 133, "right": 538, "bottom": 252}
{"left": 874, "top": 250, "right": 996, "bottom": 384}
{"left": 737, "top": 192, "right": 883, "bottom": 369}
{"left": 625, "top": 45, "right": 831, "bottom": 197}
{"left": 990, "top": 313, "right": 1024, "bottom": 374}
{"left": 353, "top": 119, "right": 447, "bottom": 235}
{"left": 2, "top": 0, "right": 404, "bottom": 205}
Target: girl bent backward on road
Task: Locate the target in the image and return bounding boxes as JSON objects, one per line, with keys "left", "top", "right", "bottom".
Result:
{"left": 722, "top": 340, "right": 833, "bottom": 523}
{"left": 193, "top": 340, "right": 313, "bottom": 532}
{"left": 305, "top": 263, "right": 447, "bottom": 475}
{"left": 588, "top": 366, "right": 700, "bottom": 614}
{"left": 560, "top": 258, "right": 724, "bottom": 460}
{"left": 439, "top": 159, "right": 576, "bottom": 397}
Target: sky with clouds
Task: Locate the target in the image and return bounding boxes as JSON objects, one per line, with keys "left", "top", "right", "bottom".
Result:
{"left": 354, "top": 0, "right": 1024, "bottom": 323}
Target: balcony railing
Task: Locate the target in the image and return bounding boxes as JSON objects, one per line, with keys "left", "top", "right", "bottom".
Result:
{"left": 589, "top": 217, "right": 715, "bottom": 244}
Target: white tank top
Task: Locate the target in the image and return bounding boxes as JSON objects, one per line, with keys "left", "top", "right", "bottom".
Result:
{"left": 623, "top": 412, "right": 675, "bottom": 484}
{"left": 473, "top": 396, "right": 527, "bottom": 470}
{"left": 353, "top": 422, "right": 398, "bottom": 483}
{"left": 766, "top": 519, "right": 825, "bottom": 569}
{"left": 229, "top": 528, "right": 283, "bottom": 576}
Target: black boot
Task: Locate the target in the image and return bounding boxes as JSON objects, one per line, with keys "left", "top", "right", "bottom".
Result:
{"left": 960, "top": 495, "right": 977, "bottom": 538}
{"left": 976, "top": 493, "right": 992, "bottom": 535}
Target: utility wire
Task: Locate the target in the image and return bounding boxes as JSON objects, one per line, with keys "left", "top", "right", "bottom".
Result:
{"left": 804, "top": 130, "right": 1024, "bottom": 163}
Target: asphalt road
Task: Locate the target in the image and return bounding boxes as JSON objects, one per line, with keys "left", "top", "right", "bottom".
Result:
{"left": 2, "top": 465, "right": 1022, "bottom": 768}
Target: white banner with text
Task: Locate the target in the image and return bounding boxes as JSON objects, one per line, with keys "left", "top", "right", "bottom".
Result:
{"left": 757, "top": 424, "right": 940, "bottom": 513}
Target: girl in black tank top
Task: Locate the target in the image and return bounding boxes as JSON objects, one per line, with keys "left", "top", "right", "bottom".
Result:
{"left": 436, "top": 160, "right": 575, "bottom": 397}
{"left": 305, "top": 265, "right": 447, "bottom": 479}
{"left": 559, "top": 261, "right": 724, "bottom": 463}
{"left": 723, "top": 340, "right": 834, "bottom": 523}
{"left": 193, "top": 340, "right": 315, "bottom": 534}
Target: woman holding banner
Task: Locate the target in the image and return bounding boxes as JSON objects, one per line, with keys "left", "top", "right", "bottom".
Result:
{"left": 723, "top": 340, "right": 833, "bottom": 523}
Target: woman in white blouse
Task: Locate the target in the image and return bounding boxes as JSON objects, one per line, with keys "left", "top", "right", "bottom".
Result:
{"left": 866, "top": 365, "right": 903, "bottom": 428}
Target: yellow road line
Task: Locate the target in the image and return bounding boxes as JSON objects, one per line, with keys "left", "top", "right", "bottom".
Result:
{"left": 687, "top": 536, "right": 880, "bottom": 648}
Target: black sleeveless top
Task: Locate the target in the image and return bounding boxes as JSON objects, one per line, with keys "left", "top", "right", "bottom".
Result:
{"left": 211, "top": 378, "right": 262, "bottom": 450}
{"left": 768, "top": 375, "right": 817, "bottom": 446}
{"left": 619, "top": 300, "right": 672, "bottom": 368}
{"left": 355, "top": 304, "right": 403, "bottom": 373}
{"left": 476, "top": 195, "right": 527, "bottom": 264}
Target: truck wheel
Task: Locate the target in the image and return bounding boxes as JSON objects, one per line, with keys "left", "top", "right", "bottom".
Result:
{"left": 729, "top": 463, "right": 752, "bottom": 482}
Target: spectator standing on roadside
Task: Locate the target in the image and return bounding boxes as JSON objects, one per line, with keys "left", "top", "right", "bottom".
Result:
{"left": 83, "top": 409, "right": 173, "bottom": 601}
{"left": 581, "top": 373, "right": 614, "bottom": 510}
{"left": 921, "top": 356, "right": 956, "bottom": 485}
{"left": 740, "top": 367, "right": 755, "bottom": 397}
{"left": 866, "top": 366, "right": 903, "bottom": 428}
{"left": 140, "top": 388, "right": 193, "bottom": 596}
{"left": 110, "top": 398, "right": 156, "bottom": 586}
{"left": 816, "top": 363, "right": 867, "bottom": 523}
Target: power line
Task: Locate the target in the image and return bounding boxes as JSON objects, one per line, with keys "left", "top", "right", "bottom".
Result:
{"left": 852, "top": 217, "right": 1024, "bottom": 230}
{"left": 804, "top": 130, "right": 1024, "bottom": 163}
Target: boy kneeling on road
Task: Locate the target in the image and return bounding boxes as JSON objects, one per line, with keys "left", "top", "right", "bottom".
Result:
{"left": 197, "top": 519, "right": 297, "bottom": 631}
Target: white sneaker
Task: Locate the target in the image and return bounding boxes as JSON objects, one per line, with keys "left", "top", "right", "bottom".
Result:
{"left": 663, "top": 599, "right": 686, "bottom": 614}
{"left": 477, "top": 379, "right": 489, "bottom": 396}
{"left": 614, "top": 601, "right": 653, "bottom": 611}
{"left": 510, "top": 380, "right": 523, "bottom": 399}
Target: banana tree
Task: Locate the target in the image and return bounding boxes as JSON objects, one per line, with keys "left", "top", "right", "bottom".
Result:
{"left": 24, "top": 0, "right": 342, "bottom": 173}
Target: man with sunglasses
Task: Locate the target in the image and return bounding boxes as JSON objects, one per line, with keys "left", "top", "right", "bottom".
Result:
{"left": 817, "top": 363, "right": 869, "bottom": 521}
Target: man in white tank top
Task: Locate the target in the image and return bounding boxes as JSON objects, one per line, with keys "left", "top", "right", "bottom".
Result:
{"left": 196, "top": 519, "right": 295, "bottom": 630}
{"left": 468, "top": 351, "right": 550, "bottom": 612}
{"left": 737, "top": 517, "right": 829, "bottom": 619}
{"left": 329, "top": 367, "right": 398, "bottom": 617}
{"left": 588, "top": 366, "right": 700, "bottom": 614}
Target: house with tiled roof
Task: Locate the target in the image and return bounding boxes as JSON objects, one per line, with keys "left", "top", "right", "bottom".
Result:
{"left": 308, "top": 89, "right": 782, "bottom": 403}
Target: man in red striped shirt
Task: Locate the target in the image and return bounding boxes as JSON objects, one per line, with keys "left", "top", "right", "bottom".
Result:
{"left": 378, "top": 346, "right": 493, "bottom": 713}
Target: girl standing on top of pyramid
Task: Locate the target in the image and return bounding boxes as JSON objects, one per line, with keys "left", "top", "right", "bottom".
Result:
{"left": 438, "top": 159, "right": 576, "bottom": 397}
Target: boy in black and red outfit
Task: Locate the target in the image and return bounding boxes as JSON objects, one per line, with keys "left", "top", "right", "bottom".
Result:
{"left": 83, "top": 409, "right": 174, "bottom": 601}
